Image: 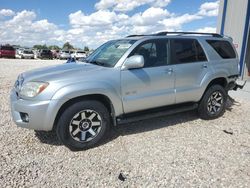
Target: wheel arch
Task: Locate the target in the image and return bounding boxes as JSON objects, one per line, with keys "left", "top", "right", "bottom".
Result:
{"left": 206, "top": 77, "right": 228, "bottom": 90}
{"left": 199, "top": 77, "right": 228, "bottom": 102}
{"left": 53, "top": 94, "right": 116, "bottom": 131}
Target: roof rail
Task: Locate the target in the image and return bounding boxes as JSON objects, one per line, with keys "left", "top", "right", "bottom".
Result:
{"left": 155, "top": 31, "right": 223, "bottom": 38}
{"left": 126, "top": 34, "right": 148, "bottom": 37}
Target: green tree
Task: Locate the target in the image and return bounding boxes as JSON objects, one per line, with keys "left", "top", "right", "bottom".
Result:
{"left": 62, "top": 42, "right": 74, "bottom": 50}
{"left": 48, "top": 45, "right": 61, "bottom": 50}
{"left": 84, "top": 46, "right": 89, "bottom": 51}
{"left": 33, "top": 44, "right": 48, "bottom": 50}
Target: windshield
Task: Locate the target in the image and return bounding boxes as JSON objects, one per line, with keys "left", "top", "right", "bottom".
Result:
{"left": 23, "top": 50, "right": 33, "bottom": 54}
{"left": 82, "top": 39, "right": 136, "bottom": 67}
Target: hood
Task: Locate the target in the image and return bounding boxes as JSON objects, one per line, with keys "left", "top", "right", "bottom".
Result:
{"left": 22, "top": 62, "right": 106, "bottom": 83}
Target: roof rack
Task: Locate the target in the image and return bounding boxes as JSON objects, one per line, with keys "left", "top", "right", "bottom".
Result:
{"left": 126, "top": 32, "right": 223, "bottom": 38}
{"left": 126, "top": 34, "right": 149, "bottom": 37}
{"left": 155, "top": 31, "right": 223, "bottom": 38}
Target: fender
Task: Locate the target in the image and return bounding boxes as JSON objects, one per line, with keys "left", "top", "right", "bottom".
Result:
{"left": 51, "top": 80, "right": 124, "bottom": 117}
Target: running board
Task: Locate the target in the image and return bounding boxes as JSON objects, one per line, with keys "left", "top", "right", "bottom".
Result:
{"left": 116, "top": 103, "right": 198, "bottom": 125}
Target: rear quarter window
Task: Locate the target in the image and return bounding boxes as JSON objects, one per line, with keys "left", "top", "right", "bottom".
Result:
{"left": 206, "top": 40, "right": 236, "bottom": 59}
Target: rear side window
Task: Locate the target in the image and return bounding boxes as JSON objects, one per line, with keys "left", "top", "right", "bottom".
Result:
{"left": 172, "top": 39, "right": 207, "bottom": 64}
{"left": 207, "top": 40, "right": 236, "bottom": 59}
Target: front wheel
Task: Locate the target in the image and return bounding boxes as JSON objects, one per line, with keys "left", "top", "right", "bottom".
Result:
{"left": 198, "top": 85, "right": 227, "bottom": 120}
{"left": 56, "top": 100, "right": 110, "bottom": 150}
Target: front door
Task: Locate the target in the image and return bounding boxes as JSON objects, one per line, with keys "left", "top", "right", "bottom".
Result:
{"left": 121, "top": 39, "right": 176, "bottom": 114}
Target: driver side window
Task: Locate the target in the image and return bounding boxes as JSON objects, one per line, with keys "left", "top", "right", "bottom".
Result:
{"left": 130, "top": 40, "right": 168, "bottom": 68}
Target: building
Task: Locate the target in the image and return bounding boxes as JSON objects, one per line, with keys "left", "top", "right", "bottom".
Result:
{"left": 217, "top": 0, "right": 250, "bottom": 78}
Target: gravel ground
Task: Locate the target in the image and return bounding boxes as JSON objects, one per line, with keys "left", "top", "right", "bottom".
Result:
{"left": 0, "top": 58, "right": 250, "bottom": 187}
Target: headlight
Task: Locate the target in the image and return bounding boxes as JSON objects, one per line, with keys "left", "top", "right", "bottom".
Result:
{"left": 20, "top": 81, "right": 49, "bottom": 98}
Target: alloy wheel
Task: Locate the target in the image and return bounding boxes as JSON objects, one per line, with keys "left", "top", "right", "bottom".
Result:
{"left": 69, "top": 110, "right": 102, "bottom": 142}
{"left": 207, "top": 91, "right": 224, "bottom": 115}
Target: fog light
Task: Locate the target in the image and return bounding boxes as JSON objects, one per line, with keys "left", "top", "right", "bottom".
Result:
{"left": 20, "top": 112, "right": 29, "bottom": 123}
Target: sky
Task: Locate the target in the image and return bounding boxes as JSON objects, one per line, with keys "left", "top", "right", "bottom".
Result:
{"left": 0, "top": 0, "right": 220, "bottom": 49}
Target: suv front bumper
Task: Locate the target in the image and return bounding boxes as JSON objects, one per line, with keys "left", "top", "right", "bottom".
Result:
{"left": 10, "top": 89, "right": 61, "bottom": 131}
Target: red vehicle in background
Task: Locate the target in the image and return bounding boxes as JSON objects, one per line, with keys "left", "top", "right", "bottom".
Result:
{"left": 0, "top": 45, "right": 15, "bottom": 58}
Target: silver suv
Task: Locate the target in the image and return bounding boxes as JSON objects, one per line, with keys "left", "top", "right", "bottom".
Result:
{"left": 10, "top": 32, "right": 241, "bottom": 150}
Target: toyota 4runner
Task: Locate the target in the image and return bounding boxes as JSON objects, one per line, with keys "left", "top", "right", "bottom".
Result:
{"left": 10, "top": 32, "right": 242, "bottom": 150}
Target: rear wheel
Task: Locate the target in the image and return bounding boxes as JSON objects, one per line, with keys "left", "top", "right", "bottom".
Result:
{"left": 198, "top": 85, "right": 227, "bottom": 120}
{"left": 56, "top": 100, "right": 110, "bottom": 150}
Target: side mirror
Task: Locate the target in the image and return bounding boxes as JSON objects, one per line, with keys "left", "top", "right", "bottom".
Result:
{"left": 122, "top": 55, "right": 144, "bottom": 70}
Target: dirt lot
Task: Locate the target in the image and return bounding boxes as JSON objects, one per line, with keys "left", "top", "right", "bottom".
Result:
{"left": 0, "top": 58, "right": 250, "bottom": 187}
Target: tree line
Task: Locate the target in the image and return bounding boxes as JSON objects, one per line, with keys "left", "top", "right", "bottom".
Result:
{"left": 33, "top": 42, "right": 90, "bottom": 51}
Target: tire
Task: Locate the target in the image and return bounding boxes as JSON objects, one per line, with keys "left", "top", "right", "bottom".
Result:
{"left": 56, "top": 100, "right": 110, "bottom": 150}
{"left": 198, "top": 85, "right": 227, "bottom": 120}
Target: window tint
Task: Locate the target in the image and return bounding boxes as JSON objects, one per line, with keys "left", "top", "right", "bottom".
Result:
{"left": 23, "top": 50, "right": 33, "bottom": 54}
{"left": 0, "top": 46, "right": 15, "bottom": 51}
{"left": 207, "top": 40, "right": 236, "bottom": 59}
{"left": 172, "top": 39, "right": 207, "bottom": 64}
{"left": 41, "top": 50, "right": 51, "bottom": 54}
{"left": 195, "top": 41, "right": 207, "bottom": 61}
{"left": 131, "top": 40, "right": 168, "bottom": 68}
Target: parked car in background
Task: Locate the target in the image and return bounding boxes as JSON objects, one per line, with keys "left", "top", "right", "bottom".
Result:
{"left": 0, "top": 45, "right": 15, "bottom": 58}
{"left": 71, "top": 50, "right": 87, "bottom": 60}
{"left": 33, "top": 50, "right": 38, "bottom": 59}
{"left": 51, "top": 50, "right": 60, "bottom": 59}
{"left": 58, "top": 50, "right": 71, "bottom": 60}
{"left": 16, "top": 49, "right": 34, "bottom": 59}
{"left": 15, "top": 49, "right": 22, "bottom": 58}
{"left": 36, "top": 49, "right": 53, "bottom": 59}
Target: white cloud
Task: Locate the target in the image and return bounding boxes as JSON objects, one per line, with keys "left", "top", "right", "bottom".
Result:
{"left": 132, "top": 7, "right": 171, "bottom": 26}
{"left": 198, "top": 1, "right": 219, "bottom": 16}
{"left": 0, "top": 10, "right": 60, "bottom": 45}
{"left": 32, "top": 19, "right": 57, "bottom": 32}
{"left": 0, "top": 1, "right": 220, "bottom": 48}
{"left": 69, "top": 10, "right": 120, "bottom": 27}
{"left": 195, "top": 26, "right": 216, "bottom": 33}
{"left": 95, "top": 0, "right": 171, "bottom": 12}
{"left": 160, "top": 14, "right": 202, "bottom": 31}
{"left": 7, "top": 10, "right": 36, "bottom": 24}
{"left": 0, "top": 9, "right": 15, "bottom": 17}
{"left": 95, "top": 0, "right": 116, "bottom": 10}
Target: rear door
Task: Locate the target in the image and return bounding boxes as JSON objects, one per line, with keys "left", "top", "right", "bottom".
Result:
{"left": 121, "top": 39, "right": 176, "bottom": 113}
{"left": 170, "top": 38, "right": 209, "bottom": 103}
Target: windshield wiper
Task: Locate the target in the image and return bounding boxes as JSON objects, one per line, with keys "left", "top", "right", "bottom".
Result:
{"left": 88, "top": 60, "right": 109, "bottom": 67}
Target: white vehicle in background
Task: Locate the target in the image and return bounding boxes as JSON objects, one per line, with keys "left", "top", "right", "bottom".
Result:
{"left": 58, "top": 50, "right": 71, "bottom": 60}
{"left": 16, "top": 49, "right": 34, "bottom": 59}
{"left": 15, "top": 49, "right": 22, "bottom": 58}
{"left": 71, "top": 50, "right": 87, "bottom": 60}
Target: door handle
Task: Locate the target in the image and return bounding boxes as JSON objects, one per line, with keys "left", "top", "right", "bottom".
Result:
{"left": 202, "top": 64, "right": 208, "bottom": 68}
{"left": 165, "top": 68, "right": 173, "bottom": 74}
